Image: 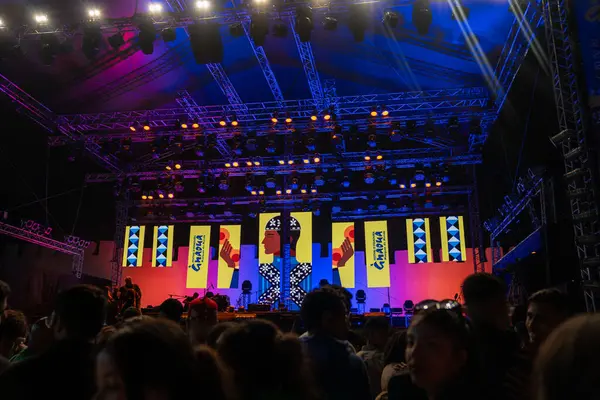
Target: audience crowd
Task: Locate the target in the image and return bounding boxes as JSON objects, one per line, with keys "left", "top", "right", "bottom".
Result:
{"left": 0, "top": 273, "right": 598, "bottom": 400}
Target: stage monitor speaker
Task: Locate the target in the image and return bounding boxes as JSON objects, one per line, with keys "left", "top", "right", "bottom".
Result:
{"left": 248, "top": 304, "right": 271, "bottom": 312}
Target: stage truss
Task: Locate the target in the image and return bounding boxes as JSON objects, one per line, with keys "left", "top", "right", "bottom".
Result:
{"left": 0, "top": 1, "right": 544, "bottom": 284}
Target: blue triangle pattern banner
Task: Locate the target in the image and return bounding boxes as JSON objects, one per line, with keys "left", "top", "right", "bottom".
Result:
{"left": 123, "top": 226, "right": 145, "bottom": 267}
{"left": 153, "top": 225, "right": 174, "bottom": 267}
{"left": 412, "top": 218, "right": 429, "bottom": 263}
{"left": 445, "top": 216, "right": 464, "bottom": 262}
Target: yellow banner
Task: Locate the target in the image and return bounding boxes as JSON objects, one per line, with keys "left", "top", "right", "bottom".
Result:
{"left": 290, "top": 212, "right": 312, "bottom": 264}
{"left": 186, "top": 226, "right": 211, "bottom": 289}
{"left": 259, "top": 213, "right": 281, "bottom": 264}
{"left": 364, "top": 221, "right": 391, "bottom": 288}
{"left": 440, "top": 216, "right": 467, "bottom": 262}
{"left": 332, "top": 222, "right": 355, "bottom": 288}
{"left": 152, "top": 225, "right": 174, "bottom": 267}
{"left": 406, "top": 218, "right": 433, "bottom": 263}
{"left": 122, "top": 225, "right": 145, "bottom": 267}
{"left": 218, "top": 225, "right": 241, "bottom": 288}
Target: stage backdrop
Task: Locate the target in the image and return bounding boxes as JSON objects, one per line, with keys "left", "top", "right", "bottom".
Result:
{"left": 218, "top": 225, "right": 241, "bottom": 289}
{"left": 122, "top": 225, "right": 145, "bottom": 267}
{"left": 440, "top": 216, "right": 467, "bottom": 262}
{"left": 332, "top": 222, "right": 356, "bottom": 288}
{"left": 258, "top": 213, "right": 281, "bottom": 303}
{"left": 186, "top": 226, "right": 211, "bottom": 289}
{"left": 289, "top": 212, "right": 313, "bottom": 308}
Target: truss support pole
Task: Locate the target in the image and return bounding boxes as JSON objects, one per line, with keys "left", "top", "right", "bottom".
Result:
{"left": 110, "top": 198, "right": 129, "bottom": 286}
{"left": 469, "top": 166, "right": 485, "bottom": 273}
{"left": 543, "top": 0, "right": 600, "bottom": 312}
{"left": 290, "top": 19, "right": 324, "bottom": 108}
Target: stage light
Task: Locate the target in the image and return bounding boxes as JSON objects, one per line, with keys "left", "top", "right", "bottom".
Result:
{"left": 414, "top": 169, "right": 426, "bottom": 181}
{"left": 272, "top": 20, "right": 288, "bottom": 37}
{"left": 143, "top": 122, "right": 151, "bottom": 131}
{"left": 399, "top": 183, "right": 406, "bottom": 189}
{"left": 425, "top": 181, "right": 432, "bottom": 188}
{"left": 314, "top": 171, "right": 325, "bottom": 186}
{"left": 323, "top": 113, "right": 331, "bottom": 121}
{"left": 278, "top": 159, "right": 285, "bottom": 165}
{"left": 276, "top": 189, "right": 282, "bottom": 195}
{"left": 389, "top": 173, "right": 398, "bottom": 186}
{"left": 410, "top": 182, "right": 417, "bottom": 188}
{"left": 266, "top": 137, "right": 277, "bottom": 154}
{"left": 382, "top": 11, "right": 399, "bottom": 28}
{"left": 219, "top": 119, "right": 227, "bottom": 127}
{"left": 295, "top": 5, "right": 314, "bottom": 42}
{"left": 285, "top": 116, "right": 293, "bottom": 124}
{"left": 165, "top": 164, "right": 172, "bottom": 171}
{"left": 300, "top": 185, "right": 308, "bottom": 194}
{"left": 313, "top": 155, "right": 321, "bottom": 163}
{"left": 246, "top": 161, "right": 253, "bottom": 167}
{"left": 0, "top": 18, "right": 4, "bottom": 27}
{"left": 167, "top": 192, "right": 174, "bottom": 199}
{"left": 364, "top": 155, "right": 371, "bottom": 161}
{"left": 129, "top": 124, "right": 137, "bottom": 132}
{"left": 251, "top": 190, "right": 258, "bottom": 196}
{"left": 141, "top": 193, "right": 148, "bottom": 200}
{"left": 364, "top": 172, "right": 375, "bottom": 184}
{"left": 148, "top": 193, "right": 154, "bottom": 200}
{"left": 192, "top": 122, "right": 200, "bottom": 129}
{"left": 435, "top": 180, "right": 442, "bottom": 187}
{"left": 250, "top": 12, "right": 269, "bottom": 46}
{"left": 370, "top": 109, "right": 378, "bottom": 118}
{"left": 288, "top": 159, "right": 294, "bottom": 165}
{"left": 197, "top": 182, "right": 206, "bottom": 194}
{"left": 148, "top": 3, "right": 163, "bottom": 13}
{"left": 258, "top": 188, "right": 265, "bottom": 195}
{"left": 348, "top": 3, "right": 368, "bottom": 42}
{"left": 180, "top": 122, "right": 188, "bottom": 129}
{"left": 231, "top": 120, "right": 239, "bottom": 127}
{"left": 161, "top": 28, "right": 177, "bottom": 42}
{"left": 310, "top": 114, "right": 318, "bottom": 122}
{"left": 35, "top": 14, "right": 49, "bottom": 24}
{"left": 225, "top": 162, "right": 232, "bottom": 168}
{"left": 218, "top": 173, "right": 230, "bottom": 191}
{"left": 310, "top": 185, "right": 317, "bottom": 194}
{"left": 381, "top": 107, "right": 389, "bottom": 117}
{"left": 196, "top": 0, "right": 211, "bottom": 9}
{"left": 285, "top": 188, "right": 292, "bottom": 195}
{"left": 367, "top": 133, "right": 377, "bottom": 148}
{"left": 253, "top": 160, "right": 261, "bottom": 166}
{"left": 138, "top": 21, "right": 157, "bottom": 55}
{"left": 342, "top": 175, "right": 350, "bottom": 188}
{"left": 303, "top": 157, "right": 310, "bottom": 164}
{"left": 158, "top": 191, "right": 165, "bottom": 199}
{"left": 88, "top": 8, "right": 101, "bottom": 19}
{"left": 230, "top": 161, "right": 238, "bottom": 167}
{"left": 174, "top": 162, "right": 182, "bottom": 170}
{"left": 271, "top": 116, "right": 278, "bottom": 124}
{"left": 376, "top": 154, "right": 383, "bottom": 160}
{"left": 266, "top": 173, "right": 277, "bottom": 189}
{"left": 413, "top": 0, "right": 432, "bottom": 35}
{"left": 323, "top": 16, "right": 338, "bottom": 30}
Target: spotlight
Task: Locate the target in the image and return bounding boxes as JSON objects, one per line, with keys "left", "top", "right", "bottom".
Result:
{"left": 313, "top": 155, "right": 321, "bottom": 163}
{"left": 143, "top": 122, "right": 151, "bottom": 131}
{"left": 342, "top": 174, "right": 351, "bottom": 188}
{"left": 87, "top": 8, "right": 101, "bottom": 19}
{"left": 310, "top": 110, "right": 318, "bottom": 121}
{"left": 148, "top": 3, "right": 163, "bottom": 13}
{"left": 106, "top": 32, "right": 125, "bottom": 50}
{"left": 303, "top": 157, "right": 310, "bottom": 164}
{"left": 425, "top": 181, "right": 432, "bottom": 188}
{"left": 285, "top": 116, "right": 293, "bottom": 124}
{"left": 82, "top": 25, "right": 102, "bottom": 60}
{"left": 300, "top": 185, "right": 308, "bottom": 194}
{"left": 34, "top": 14, "right": 49, "bottom": 24}
{"left": 196, "top": 0, "right": 211, "bottom": 9}
{"left": 348, "top": 3, "right": 368, "bottom": 42}
{"left": 250, "top": 12, "right": 269, "bottom": 46}
{"left": 278, "top": 159, "right": 285, "bottom": 165}
{"left": 129, "top": 123, "right": 137, "bottom": 132}
{"left": 231, "top": 120, "right": 239, "bottom": 127}
{"left": 192, "top": 122, "right": 200, "bottom": 129}
{"left": 381, "top": 106, "right": 389, "bottom": 117}
{"left": 272, "top": 20, "right": 288, "bottom": 37}
{"left": 275, "top": 188, "right": 282, "bottom": 195}
{"left": 370, "top": 108, "right": 378, "bottom": 118}
{"left": 376, "top": 154, "right": 383, "bottom": 160}
{"left": 232, "top": 161, "right": 239, "bottom": 167}
{"left": 229, "top": 22, "right": 244, "bottom": 37}
{"left": 323, "top": 110, "right": 332, "bottom": 121}
{"left": 382, "top": 11, "right": 399, "bottom": 28}
{"left": 219, "top": 118, "right": 227, "bottom": 127}
{"left": 174, "top": 162, "right": 182, "bottom": 170}
{"left": 162, "top": 28, "right": 177, "bottom": 42}
{"left": 310, "top": 185, "right": 317, "bottom": 194}
{"left": 251, "top": 189, "right": 258, "bottom": 196}
{"left": 258, "top": 188, "right": 265, "bottom": 195}
{"left": 413, "top": 0, "right": 433, "bottom": 35}
{"left": 141, "top": 193, "right": 148, "bottom": 200}
{"left": 225, "top": 162, "right": 232, "bottom": 168}
{"left": 180, "top": 121, "right": 188, "bottom": 129}
{"left": 285, "top": 188, "right": 293, "bottom": 195}
{"left": 314, "top": 171, "right": 325, "bottom": 186}
{"left": 364, "top": 155, "right": 371, "bottom": 161}
{"left": 167, "top": 192, "right": 175, "bottom": 199}
{"left": 288, "top": 159, "right": 294, "bottom": 165}
{"left": 367, "top": 133, "right": 377, "bottom": 148}
{"left": 364, "top": 172, "right": 375, "bottom": 184}
{"left": 138, "top": 21, "right": 157, "bottom": 55}
{"left": 435, "top": 179, "right": 442, "bottom": 187}
{"left": 246, "top": 161, "right": 253, "bottom": 167}
{"left": 295, "top": 5, "right": 314, "bottom": 42}
{"left": 323, "top": 16, "right": 338, "bottom": 30}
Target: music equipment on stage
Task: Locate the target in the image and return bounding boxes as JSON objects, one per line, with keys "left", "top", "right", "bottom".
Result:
{"left": 212, "top": 294, "right": 231, "bottom": 312}
{"left": 248, "top": 304, "right": 271, "bottom": 312}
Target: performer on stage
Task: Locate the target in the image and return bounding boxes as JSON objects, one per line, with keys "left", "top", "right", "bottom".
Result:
{"left": 119, "top": 277, "right": 142, "bottom": 310}
{"left": 258, "top": 215, "right": 312, "bottom": 309}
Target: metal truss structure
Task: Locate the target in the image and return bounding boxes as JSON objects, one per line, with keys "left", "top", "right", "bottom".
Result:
{"left": 469, "top": 0, "right": 544, "bottom": 151}
{"left": 110, "top": 198, "right": 129, "bottom": 286}
{"left": 290, "top": 19, "right": 324, "bottom": 107}
{"left": 0, "top": 221, "right": 85, "bottom": 278}
{"left": 542, "top": 0, "right": 600, "bottom": 312}
{"left": 85, "top": 149, "right": 482, "bottom": 182}
{"left": 468, "top": 165, "right": 485, "bottom": 273}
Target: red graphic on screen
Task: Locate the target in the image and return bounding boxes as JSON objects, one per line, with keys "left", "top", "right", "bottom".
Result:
{"left": 333, "top": 225, "right": 355, "bottom": 268}
{"left": 219, "top": 228, "right": 239, "bottom": 269}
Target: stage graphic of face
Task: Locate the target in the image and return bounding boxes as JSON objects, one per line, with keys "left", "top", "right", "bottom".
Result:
{"left": 262, "top": 230, "right": 281, "bottom": 255}
{"left": 261, "top": 216, "right": 301, "bottom": 256}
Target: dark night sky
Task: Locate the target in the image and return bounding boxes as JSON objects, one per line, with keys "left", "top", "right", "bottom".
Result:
{"left": 0, "top": 48, "right": 562, "bottom": 247}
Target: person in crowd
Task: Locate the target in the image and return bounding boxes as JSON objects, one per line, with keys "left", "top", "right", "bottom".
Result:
{"left": 219, "top": 319, "right": 318, "bottom": 400}
{"left": 0, "top": 310, "right": 28, "bottom": 360}
{"left": 122, "top": 306, "right": 142, "bottom": 320}
{"left": 400, "top": 308, "right": 481, "bottom": 400}
{"left": 533, "top": 313, "right": 600, "bottom": 400}
{"left": 0, "top": 280, "right": 10, "bottom": 374}
{"left": 10, "top": 316, "right": 54, "bottom": 362}
{"left": 0, "top": 284, "right": 106, "bottom": 400}
{"left": 461, "top": 273, "right": 519, "bottom": 397}
{"left": 187, "top": 296, "right": 218, "bottom": 345}
{"left": 299, "top": 288, "right": 371, "bottom": 400}
{"left": 206, "top": 321, "right": 237, "bottom": 349}
{"left": 357, "top": 317, "right": 390, "bottom": 399}
{"left": 504, "top": 289, "right": 571, "bottom": 400}
{"left": 159, "top": 298, "right": 184, "bottom": 324}
{"left": 95, "top": 317, "right": 230, "bottom": 400}
{"left": 378, "top": 330, "right": 408, "bottom": 400}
